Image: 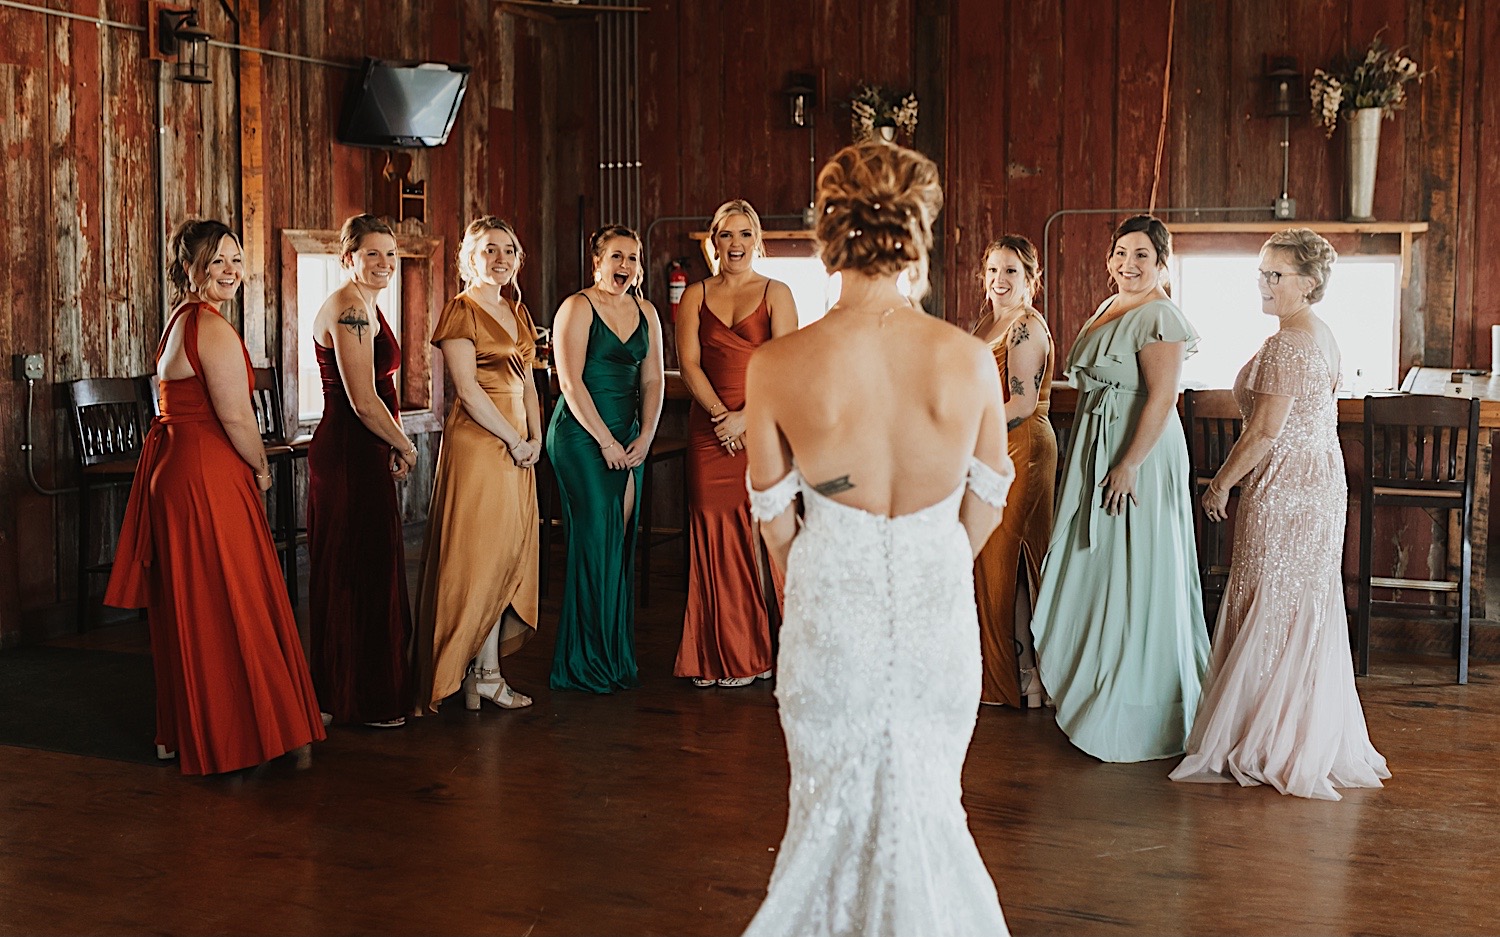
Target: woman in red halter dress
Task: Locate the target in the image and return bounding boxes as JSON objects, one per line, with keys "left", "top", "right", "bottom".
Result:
{"left": 107, "top": 219, "right": 324, "bottom": 775}
{"left": 673, "top": 200, "right": 798, "bottom": 687}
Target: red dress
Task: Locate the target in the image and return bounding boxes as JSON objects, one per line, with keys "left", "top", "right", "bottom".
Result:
{"left": 306, "top": 310, "right": 413, "bottom": 724}
{"left": 106, "top": 304, "right": 325, "bottom": 775}
{"left": 674, "top": 291, "right": 781, "bottom": 680}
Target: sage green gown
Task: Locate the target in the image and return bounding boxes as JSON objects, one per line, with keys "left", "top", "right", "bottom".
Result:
{"left": 1032, "top": 297, "right": 1210, "bottom": 763}
{"left": 547, "top": 295, "right": 647, "bottom": 693}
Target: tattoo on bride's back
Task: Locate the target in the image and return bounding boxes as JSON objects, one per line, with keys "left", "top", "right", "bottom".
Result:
{"left": 813, "top": 475, "right": 855, "bottom": 496}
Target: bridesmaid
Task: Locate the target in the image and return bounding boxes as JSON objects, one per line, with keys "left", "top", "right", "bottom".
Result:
{"left": 673, "top": 199, "right": 797, "bottom": 688}
{"left": 547, "top": 225, "right": 666, "bottom": 693}
{"left": 306, "top": 214, "right": 416, "bottom": 728}
{"left": 970, "top": 235, "right": 1056, "bottom": 708}
{"left": 1031, "top": 215, "right": 1209, "bottom": 762}
{"left": 412, "top": 216, "right": 540, "bottom": 713}
{"left": 1172, "top": 229, "right": 1389, "bottom": 799}
{"left": 106, "top": 218, "right": 324, "bottom": 774}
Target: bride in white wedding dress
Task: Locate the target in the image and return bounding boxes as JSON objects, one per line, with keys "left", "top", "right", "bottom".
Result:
{"left": 741, "top": 140, "right": 1015, "bottom": 937}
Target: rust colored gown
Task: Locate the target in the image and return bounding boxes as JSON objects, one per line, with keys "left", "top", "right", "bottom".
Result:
{"left": 973, "top": 313, "right": 1057, "bottom": 707}
{"left": 105, "top": 303, "right": 325, "bottom": 775}
{"left": 412, "top": 296, "right": 539, "bottom": 710}
{"left": 306, "top": 310, "right": 413, "bottom": 724}
{"left": 674, "top": 289, "right": 780, "bottom": 681}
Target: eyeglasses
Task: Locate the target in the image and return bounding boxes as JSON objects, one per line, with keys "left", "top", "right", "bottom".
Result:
{"left": 1257, "top": 269, "right": 1294, "bottom": 285}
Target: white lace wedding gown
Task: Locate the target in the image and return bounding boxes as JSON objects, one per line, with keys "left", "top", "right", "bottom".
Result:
{"left": 743, "top": 458, "right": 1014, "bottom": 937}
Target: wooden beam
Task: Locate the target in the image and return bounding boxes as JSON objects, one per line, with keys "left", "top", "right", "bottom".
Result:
{"left": 237, "top": 0, "right": 268, "bottom": 367}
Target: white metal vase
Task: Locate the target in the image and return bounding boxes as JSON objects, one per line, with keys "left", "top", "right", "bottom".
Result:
{"left": 1345, "top": 107, "right": 1382, "bottom": 222}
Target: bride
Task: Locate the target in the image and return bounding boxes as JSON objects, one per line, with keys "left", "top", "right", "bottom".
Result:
{"left": 742, "top": 140, "right": 1014, "bottom": 937}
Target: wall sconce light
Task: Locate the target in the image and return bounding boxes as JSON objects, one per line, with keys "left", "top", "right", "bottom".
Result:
{"left": 784, "top": 73, "right": 817, "bottom": 128}
{"left": 149, "top": 3, "right": 212, "bottom": 85}
{"left": 1262, "top": 55, "right": 1303, "bottom": 218}
{"left": 1263, "top": 54, "right": 1302, "bottom": 118}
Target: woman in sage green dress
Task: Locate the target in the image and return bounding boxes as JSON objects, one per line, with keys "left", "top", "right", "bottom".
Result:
{"left": 547, "top": 225, "right": 665, "bottom": 693}
{"left": 1031, "top": 215, "right": 1209, "bottom": 763}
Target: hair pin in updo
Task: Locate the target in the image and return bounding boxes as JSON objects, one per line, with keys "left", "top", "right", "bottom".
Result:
{"left": 847, "top": 229, "right": 863, "bottom": 239}
{"left": 873, "top": 201, "right": 881, "bottom": 210}
{"left": 824, "top": 204, "right": 836, "bottom": 214}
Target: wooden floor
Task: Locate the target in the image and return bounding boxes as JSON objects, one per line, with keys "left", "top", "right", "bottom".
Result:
{"left": 3, "top": 541, "right": 1498, "bottom": 936}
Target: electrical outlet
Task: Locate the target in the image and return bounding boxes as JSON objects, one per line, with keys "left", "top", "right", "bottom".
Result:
{"left": 12, "top": 353, "right": 43, "bottom": 381}
{"left": 1273, "top": 197, "right": 1297, "bottom": 220}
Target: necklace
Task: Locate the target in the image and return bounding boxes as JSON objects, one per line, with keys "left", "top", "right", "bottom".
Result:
{"left": 830, "top": 302, "right": 906, "bottom": 327}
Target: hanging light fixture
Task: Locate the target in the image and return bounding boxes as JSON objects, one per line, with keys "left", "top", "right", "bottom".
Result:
{"left": 149, "top": 4, "right": 212, "bottom": 85}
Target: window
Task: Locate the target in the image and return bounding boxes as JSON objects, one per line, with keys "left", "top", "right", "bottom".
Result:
{"left": 294, "top": 254, "right": 403, "bottom": 422}
{"left": 280, "top": 229, "right": 445, "bottom": 435}
{"left": 1173, "top": 253, "right": 1400, "bottom": 393}
{"left": 752, "top": 256, "right": 836, "bottom": 326}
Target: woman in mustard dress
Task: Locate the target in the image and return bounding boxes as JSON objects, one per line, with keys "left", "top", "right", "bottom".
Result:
{"left": 412, "top": 217, "right": 541, "bottom": 712}
{"left": 971, "top": 235, "right": 1057, "bottom": 708}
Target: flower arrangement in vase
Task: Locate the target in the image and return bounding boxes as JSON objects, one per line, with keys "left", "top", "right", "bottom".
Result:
{"left": 849, "top": 85, "right": 919, "bottom": 144}
{"left": 1309, "top": 33, "right": 1423, "bottom": 221}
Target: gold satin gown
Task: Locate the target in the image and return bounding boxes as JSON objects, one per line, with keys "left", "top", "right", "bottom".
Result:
{"left": 412, "top": 295, "right": 540, "bottom": 710}
{"left": 973, "top": 312, "right": 1057, "bottom": 707}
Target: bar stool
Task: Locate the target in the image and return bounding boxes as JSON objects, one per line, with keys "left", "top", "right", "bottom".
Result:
{"left": 1183, "top": 389, "right": 1244, "bottom": 629}
{"left": 1358, "top": 394, "right": 1479, "bottom": 684}
{"left": 637, "top": 436, "right": 691, "bottom": 606}
{"left": 250, "top": 367, "right": 309, "bottom": 606}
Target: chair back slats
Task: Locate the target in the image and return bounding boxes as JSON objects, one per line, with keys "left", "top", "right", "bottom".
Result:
{"left": 1364, "top": 395, "right": 1479, "bottom": 495}
{"left": 250, "top": 367, "right": 286, "bottom": 443}
{"left": 69, "top": 378, "right": 152, "bottom": 467}
{"left": 1183, "top": 389, "right": 1243, "bottom": 482}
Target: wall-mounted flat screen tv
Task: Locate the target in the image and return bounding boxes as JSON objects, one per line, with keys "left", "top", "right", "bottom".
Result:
{"left": 339, "top": 58, "right": 471, "bottom": 148}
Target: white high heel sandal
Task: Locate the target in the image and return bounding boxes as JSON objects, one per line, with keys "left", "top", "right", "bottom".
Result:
{"left": 463, "top": 667, "right": 533, "bottom": 710}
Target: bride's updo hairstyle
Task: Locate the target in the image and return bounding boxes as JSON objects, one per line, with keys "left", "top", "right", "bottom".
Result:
{"left": 814, "top": 140, "right": 943, "bottom": 301}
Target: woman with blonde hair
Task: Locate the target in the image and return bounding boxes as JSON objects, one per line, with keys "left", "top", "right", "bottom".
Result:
{"left": 107, "top": 218, "right": 324, "bottom": 773}
{"left": 412, "top": 216, "right": 541, "bottom": 713}
{"left": 307, "top": 213, "right": 416, "bottom": 728}
{"left": 742, "top": 141, "right": 1013, "bottom": 936}
{"left": 971, "top": 234, "right": 1056, "bottom": 708}
{"left": 674, "top": 198, "right": 797, "bottom": 688}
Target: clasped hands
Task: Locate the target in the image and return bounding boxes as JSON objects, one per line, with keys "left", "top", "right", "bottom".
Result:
{"left": 712, "top": 408, "right": 747, "bottom": 455}
{"left": 389, "top": 445, "right": 418, "bottom": 481}
{"left": 600, "top": 436, "right": 651, "bottom": 471}
{"left": 507, "top": 437, "right": 543, "bottom": 468}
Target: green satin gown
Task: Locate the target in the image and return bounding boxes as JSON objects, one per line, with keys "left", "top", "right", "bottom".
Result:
{"left": 1032, "top": 297, "right": 1210, "bottom": 763}
{"left": 547, "top": 295, "right": 647, "bottom": 693}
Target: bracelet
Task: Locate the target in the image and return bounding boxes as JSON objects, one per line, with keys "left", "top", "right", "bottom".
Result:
{"left": 255, "top": 471, "right": 271, "bottom": 480}
{"left": 600, "top": 440, "right": 621, "bottom": 451}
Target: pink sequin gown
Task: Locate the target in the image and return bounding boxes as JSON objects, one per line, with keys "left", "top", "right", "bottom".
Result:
{"left": 1170, "top": 328, "right": 1389, "bottom": 800}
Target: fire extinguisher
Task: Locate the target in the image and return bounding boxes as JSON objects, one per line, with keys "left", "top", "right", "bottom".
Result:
{"left": 668, "top": 260, "right": 687, "bottom": 324}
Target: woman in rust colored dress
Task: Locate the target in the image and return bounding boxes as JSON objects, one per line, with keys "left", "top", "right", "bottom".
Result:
{"left": 106, "top": 219, "right": 324, "bottom": 775}
{"left": 971, "top": 235, "right": 1057, "bottom": 708}
{"left": 412, "top": 216, "right": 540, "bottom": 713}
{"left": 674, "top": 200, "right": 798, "bottom": 687}
{"left": 306, "top": 214, "right": 417, "bottom": 728}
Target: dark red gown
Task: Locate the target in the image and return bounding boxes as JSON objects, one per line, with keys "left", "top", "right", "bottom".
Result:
{"left": 307, "top": 310, "right": 413, "bottom": 724}
{"left": 106, "top": 303, "right": 325, "bottom": 775}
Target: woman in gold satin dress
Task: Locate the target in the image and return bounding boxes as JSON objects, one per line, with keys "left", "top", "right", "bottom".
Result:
{"left": 412, "top": 216, "right": 542, "bottom": 713}
{"left": 971, "top": 235, "right": 1057, "bottom": 708}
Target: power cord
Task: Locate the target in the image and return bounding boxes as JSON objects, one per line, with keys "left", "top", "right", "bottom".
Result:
{"left": 22, "top": 377, "right": 70, "bottom": 496}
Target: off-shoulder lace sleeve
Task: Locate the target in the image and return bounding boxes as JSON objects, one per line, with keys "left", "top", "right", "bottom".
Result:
{"left": 966, "top": 457, "right": 1015, "bottom": 509}
{"left": 748, "top": 468, "right": 801, "bottom": 521}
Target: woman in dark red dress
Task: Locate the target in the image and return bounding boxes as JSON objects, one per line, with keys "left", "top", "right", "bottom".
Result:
{"left": 106, "top": 219, "right": 325, "bottom": 775}
{"left": 673, "top": 199, "right": 798, "bottom": 686}
{"left": 307, "top": 214, "right": 417, "bottom": 728}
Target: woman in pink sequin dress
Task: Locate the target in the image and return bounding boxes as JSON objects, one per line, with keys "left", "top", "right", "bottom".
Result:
{"left": 1170, "top": 228, "right": 1389, "bottom": 800}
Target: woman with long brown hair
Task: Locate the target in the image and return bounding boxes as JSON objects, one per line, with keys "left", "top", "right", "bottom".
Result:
{"left": 971, "top": 234, "right": 1056, "bottom": 708}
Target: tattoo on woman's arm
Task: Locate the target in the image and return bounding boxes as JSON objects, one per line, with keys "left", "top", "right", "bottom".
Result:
{"left": 1009, "top": 375, "right": 1026, "bottom": 398}
{"left": 1007, "top": 416, "right": 1024, "bottom": 430}
{"left": 338, "top": 307, "right": 370, "bottom": 342}
{"left": 1034, "top": 366, "right": 1045, "bottom": 391}
{"left": 1010, "top": 321, "right": 1031, "bottom": 346}
{"left": 813, "top": 475, "right": 855, "bottom": 496}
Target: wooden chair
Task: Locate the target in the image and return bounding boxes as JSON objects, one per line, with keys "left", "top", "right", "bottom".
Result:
{"left": 70, "top": 377, "right": 153, "bottom": 632}
{"left": 1183, "top": 389, "right": 1244, "bottom": 628}
{"left": 1358, "top": 394, "right": 1479, "bottom": 684}
{"left": 251, "top": 367, "right": 309, "bottom": 606}
{"left": 637, "top": 436, "right": 691, "bottom": 607}
{"left": 535, "top": 365, "right": 562, "bottom": 595}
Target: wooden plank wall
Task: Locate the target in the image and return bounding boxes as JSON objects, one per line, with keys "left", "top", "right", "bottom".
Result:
{"left": 0, "top": 0, "right": 589, "bottom": 645}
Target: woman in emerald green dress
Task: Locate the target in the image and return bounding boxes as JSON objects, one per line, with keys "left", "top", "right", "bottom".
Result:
{"left": 547, "top": 225, "right": 665, "bottom": 693}
{"left": 1031, "top": 215, "right": 1209, "bottom": 763}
